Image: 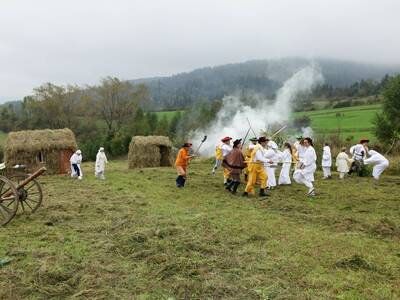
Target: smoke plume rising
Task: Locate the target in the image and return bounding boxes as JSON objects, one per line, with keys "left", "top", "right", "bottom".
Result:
{"left": 192, "top": 65, "right": 323, "bottom": 156}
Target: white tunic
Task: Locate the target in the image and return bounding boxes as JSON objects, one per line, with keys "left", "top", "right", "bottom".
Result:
{"left": 278, "top": 148, "right": 292, "bottom": 185}
{"left": 221, "top": 143, "right": 232, "bottom": 158}
{"left": 364, "top": 150, "right": 389, "bottom": 179}
{"left": 70, "top": 152, "right": 83, "bottom": 177}
{"left": 264, "top": 148, "right": 278, "bottom": 187}
{"left": 297, "top": 146, "right": 317, "bottom": 182}
{"left": 321, "top": 146, "right": 332, "bottom": 167}
{"left": 95, "top": 151, "right": 108, "bottom": 174}
{"left": 350, "top": 144, "right": 367, "bottom": 161}
{"left": 336, "top": 152, "right": 350, "bottom": 173}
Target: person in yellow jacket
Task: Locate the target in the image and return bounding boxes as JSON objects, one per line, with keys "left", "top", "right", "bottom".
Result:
{"left": 211, "top": 142, "right": 224, "bottom": 175}
{"left": 243, "top": 137, "right": 258, "bottom": 182}
{"left": 243, "top": 136, "right": 270, "bottom": 197}
{"left": 220, "top": 136, "right": 233, "bottom": 186}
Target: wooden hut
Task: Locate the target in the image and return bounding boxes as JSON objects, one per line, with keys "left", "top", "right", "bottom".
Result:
{"left": 4, "top": 128, "right": 77, "bottom": 174}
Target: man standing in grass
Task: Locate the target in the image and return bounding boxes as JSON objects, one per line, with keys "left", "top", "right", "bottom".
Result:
{"left": 243, "top": 136, "right": 270, "bottom": 198}
{"left": 293, "top": 137, "right": 317, "bottom": 197}
{"left": 223, "top": 139, "right": 247, "bottom": 194}
{"left": 243, "top": 137, "right": 258, "bottom": 182}
{"left": 220, "top": 137, "right": 233, "bottom": 186}
{"left": 175, "top": 142, "right": 194, "bottom": 188}
{"left": 322, "top": 142, "right": 332, "bottom": 179}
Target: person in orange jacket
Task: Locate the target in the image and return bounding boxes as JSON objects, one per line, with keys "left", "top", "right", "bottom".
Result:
{"left": 175, "top": 142, "right": 194, "bottom": 187}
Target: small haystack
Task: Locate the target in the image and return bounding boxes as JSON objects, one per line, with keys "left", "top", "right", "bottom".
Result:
{"left": 128, "top": 136, "right": 173, "bottom": 168}
{"left": 4, "top": 128, "right": 77, "bottom": 174}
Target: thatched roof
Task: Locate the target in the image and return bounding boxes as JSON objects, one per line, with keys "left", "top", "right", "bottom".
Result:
{"left": 5, "top": 128, "right": 77, "bottom": 153}
{"left": 130, "top": 136, "right": 173, "bottom": 147}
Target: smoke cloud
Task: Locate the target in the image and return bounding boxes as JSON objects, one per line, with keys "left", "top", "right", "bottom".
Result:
{"left": 192, "top": 65, "right": 323, "bottom": 156}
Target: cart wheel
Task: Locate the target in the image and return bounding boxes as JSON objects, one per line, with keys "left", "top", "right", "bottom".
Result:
{"left": 10, "top": 175, "right": 43, "bottom": 214}
{"left": 0, "top": 176, "right": 19, "bottom": 226}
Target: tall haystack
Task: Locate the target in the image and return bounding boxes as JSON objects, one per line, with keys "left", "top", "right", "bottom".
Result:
{"left": 128, "top": 136, "right": 173, "bottom": 168}
{"left": 4, "top": 128, "right": 77, "bottom": 174}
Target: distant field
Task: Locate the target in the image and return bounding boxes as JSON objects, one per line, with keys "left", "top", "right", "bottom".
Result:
{"left": 293, "top": 104, "right": 381, "bottom": 141}
{"left": 154, "top": 110, "right": 183, "bottom": 121}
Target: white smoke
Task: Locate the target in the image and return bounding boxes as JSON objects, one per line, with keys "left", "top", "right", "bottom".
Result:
{"left": 192, "top": 65, "right": 323, "bottom": 156}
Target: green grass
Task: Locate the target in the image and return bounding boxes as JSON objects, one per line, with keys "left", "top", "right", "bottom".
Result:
{"left": 154, "top": 110, "right": 183, "bottom": 121}
{"left": 293, "top": 104, "right": 382, "bottom": 141}
{"left": 1, "top": 160, "right": 399, "bottom": 299}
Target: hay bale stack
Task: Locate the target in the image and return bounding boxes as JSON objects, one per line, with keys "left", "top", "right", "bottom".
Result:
{"left": 4, "top": 128, "right": 77, "bottom": 174}
{"left": 128, "top": 136, "right": 173, "bottom": 169}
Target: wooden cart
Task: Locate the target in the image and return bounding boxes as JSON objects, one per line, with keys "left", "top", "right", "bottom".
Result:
{"left": 0, "top": 166, "right": 46, "bottom": 226}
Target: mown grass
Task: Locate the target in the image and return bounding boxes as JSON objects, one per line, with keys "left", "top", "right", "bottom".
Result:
{"left": 0, "top": 160, "right": 399, "bottom": 299}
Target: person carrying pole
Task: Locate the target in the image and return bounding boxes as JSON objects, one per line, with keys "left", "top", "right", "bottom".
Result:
{"left": 243, "top": 136, "right": 270, "bottom": 198}
{"left": 243, "top": 137, "right": 258, "bottom": 182}
{"left": 175, "top": 142, "right": 194, "bottom": 188}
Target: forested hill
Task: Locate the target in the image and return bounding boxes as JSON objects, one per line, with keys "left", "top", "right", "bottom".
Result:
{"left": 131, "top": 57, "right": 400, "bottom": 109}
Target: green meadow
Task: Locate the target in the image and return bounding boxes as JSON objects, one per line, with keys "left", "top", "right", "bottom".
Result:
{"left": 0, "top": 160, "right": 399, "bottom": 299}
{"left": 293, "top": 104, "right": 381, "bottom": 141}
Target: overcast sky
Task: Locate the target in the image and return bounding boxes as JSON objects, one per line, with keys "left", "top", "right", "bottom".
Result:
{"left": 1, "top": 0, "right": 399, "bottom": 102}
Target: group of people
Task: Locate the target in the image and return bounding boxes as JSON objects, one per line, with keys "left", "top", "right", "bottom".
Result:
{"left": 69, "top": 147, "right": 108, "bottom": 180}
{"left": 174, "top": 135, "right": 390, "bottom": 198}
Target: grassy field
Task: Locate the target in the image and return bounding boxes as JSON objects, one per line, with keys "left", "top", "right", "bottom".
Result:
{"left": 292, "top": 104, "right": 381, "bottom": 141}
{"left": 1, "top": 160, "right": 399, "bottom": 299}
{"left": 154, "top": 110, "right": 183, "bottom": 121}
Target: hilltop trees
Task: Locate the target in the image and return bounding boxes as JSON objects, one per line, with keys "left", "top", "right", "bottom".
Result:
{"left": 374, "top": 75, "right": 400, "bottom": 144}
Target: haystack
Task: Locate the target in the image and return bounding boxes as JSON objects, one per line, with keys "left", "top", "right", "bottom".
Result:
{"left": 4, "top": 128, "right": 77, "bottom": 174}
{"left": 128, "top": 136, "right": 173, "bottom": 168}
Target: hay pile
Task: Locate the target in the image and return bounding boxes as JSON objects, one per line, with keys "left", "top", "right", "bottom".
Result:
{"left": 128, "top": 136, "right": 173, "bottom": 169}
{"left": 4, "top": 128, "right": 77, "bottom": 174}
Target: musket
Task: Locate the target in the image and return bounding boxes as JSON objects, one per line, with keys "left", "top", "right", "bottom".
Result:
{"left": 242, "top": 126, "right": 252, "bottom": 145}
{"left": 246, "top": 118, "right": 257, "bottom": 137}
{"left": 270, "top": 125, "right": 288, "bottom": 139}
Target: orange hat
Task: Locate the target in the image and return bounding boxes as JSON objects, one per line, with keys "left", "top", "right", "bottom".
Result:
{"left": 221, "top": 136, "right": 232, "bottom": 142}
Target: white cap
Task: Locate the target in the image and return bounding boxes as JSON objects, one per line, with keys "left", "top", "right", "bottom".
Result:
{"left": 99, "top": 147, "right": 104, "bottom": 151}
{"left": 76, "top": 150, "right": 82, "bottom": 154}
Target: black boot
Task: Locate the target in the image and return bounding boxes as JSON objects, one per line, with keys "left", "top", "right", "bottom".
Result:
{"left": 242, "top": 192, "right": 249, "bottom": 197}
{"left": 231, "top": 182, "right": 240, "bottom": 194}
{"left": 181, "top": 177, "right": 186, "bottom": 187}
{"left": 259, "top": 188, "right": 268, "bottom": 197}
{"left": 176, "top": 175, "right": 184, "bottom": 187}
{"left": 225, "top": 180, "right": 235, "bottom": 191}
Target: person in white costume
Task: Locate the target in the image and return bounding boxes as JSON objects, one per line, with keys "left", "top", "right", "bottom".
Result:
{"left": 336, "top": 147, "right": 351, "bottom": 179}
{"left": 278, "top": 142, "right": 292, "bottom": 185}
{"left": 95, "top": 147, "right": 108, "bottom": 180}
{"left": 321, "top": 143, "right": 332, "bottom": 179}
{"left": 70, "top": 150, "right": 83, "bottom": 180}
{"left": 264, "top": 140, "right": 280, "bottom": 189}
{"left": 363, "top": 150, "right": 389, "bottom": 180}
{"left": 293, "top": 137, "right": 317, "bottom": 196}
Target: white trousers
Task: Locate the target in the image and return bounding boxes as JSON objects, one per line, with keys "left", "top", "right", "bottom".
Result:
{"left": 266, "top": 166, "right": 277, "bottom": 187}
{"left": 372, "top": 161, "right": 389, "bottom": 179}
{"left": 322, "top": 167, "right": 331, "bottom": 178}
